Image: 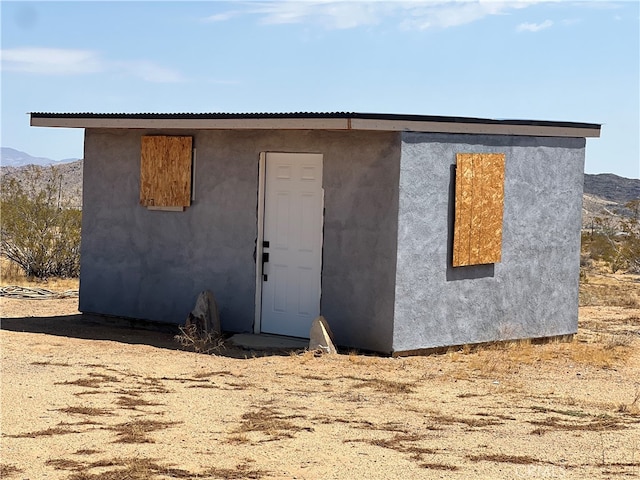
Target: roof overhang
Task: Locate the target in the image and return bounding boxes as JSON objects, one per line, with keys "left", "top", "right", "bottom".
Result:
{"left": 30, "top": 112, "right": 602, "bottom": 138}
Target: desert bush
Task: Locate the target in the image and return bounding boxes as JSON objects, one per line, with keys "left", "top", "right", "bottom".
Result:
{"left": 582, "top": 200, "right": 640, "bottom": 274}
{"left": 1, "top": 165, "right": 81, "bottom": 278}
{"left": 174, "top": 324, "right": 225, "bottom": 354}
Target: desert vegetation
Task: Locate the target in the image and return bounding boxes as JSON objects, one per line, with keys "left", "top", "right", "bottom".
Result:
{"left": 1, "top": 165, "right": 81, "bottom": 279}
{"left": 581, "top": 199, "right": 640, "bottom": 274}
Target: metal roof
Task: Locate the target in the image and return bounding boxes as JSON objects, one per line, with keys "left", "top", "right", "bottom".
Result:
{"left": 30, "top": 112, "right": 601, "bottom": 138}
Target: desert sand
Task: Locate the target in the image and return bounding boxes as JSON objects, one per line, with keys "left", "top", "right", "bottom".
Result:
{"left": 1, "top": 280, "right": 639, "bottom": 479}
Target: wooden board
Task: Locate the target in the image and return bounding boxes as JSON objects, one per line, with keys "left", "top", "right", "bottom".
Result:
{"left": 453, "top": 153, "right": 505, "bottom": 267}
{"left": 140, "top": 136, "right": 192, "bottom": 208}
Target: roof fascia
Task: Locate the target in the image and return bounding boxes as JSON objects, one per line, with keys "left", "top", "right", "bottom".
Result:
{"left": 30, "top": 116, "right": 350, "bottom": 130}
{"left": 30, "top": 115, "right": 601, "bottom": 138}
{"left": 350, "top": 118, "right": 601, "bottom": 138}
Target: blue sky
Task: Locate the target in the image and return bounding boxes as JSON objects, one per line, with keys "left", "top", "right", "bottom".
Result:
{"left": 1, "top": 1, "right": 638, "bottom": 178}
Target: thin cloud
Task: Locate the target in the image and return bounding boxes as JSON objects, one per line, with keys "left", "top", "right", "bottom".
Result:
{"left": 0, "top": 47, "right": 184, "bottom": 82}
{"left": 203, "top": 11, "right": 241, "bottom": 22}
{"left": 516, "top": 19, "right": 553, "bottom": 32}
{"left": 250, "top": 1, "right": 389, "bottom": 29}
{"left": 0, "top": 47, "right": 103, "bottom": 75}
{"left": 206, "top": 1, "right": 550, "bottom": 30}
{"left": 400, "top": 2, "right": 514, "bottom": 30}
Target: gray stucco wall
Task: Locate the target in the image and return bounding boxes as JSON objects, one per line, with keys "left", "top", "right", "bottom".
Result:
{"left": 393, "top": 133, "right": 586, "bottom": 352}
{"left": 80, "top": 129, "right": 399, "bottom": 352}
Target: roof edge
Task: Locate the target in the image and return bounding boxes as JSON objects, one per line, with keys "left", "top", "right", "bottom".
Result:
{"left": 29, "top": 112, "right": 602, "bottom": 138}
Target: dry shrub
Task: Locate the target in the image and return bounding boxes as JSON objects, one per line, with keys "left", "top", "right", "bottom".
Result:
{"left": 427, "top": 412, "right": 502, "bottom": 428}
{"left": 46, "top": 459, "right": 85, "bottom": 471}
{"left": 232, "top": 407, "right": 310, "bottom": 440}
{"left": 345, "top": 433, "right": 440, "bottom": 464}
{"left": 0, "top": 258, "right": 24, "bottom": 283}
{"left": 350, "top": 377, "right": 415, "bottom": 394}
{"left": 174, "top": 324, "right": 225, "bottom": 354}
{"left": 617, "top": 387, "right": 640, "bottom": 415}
{"left": 529, "top": 415, "right": 626, "bottom": 432}
{"left": 460, "top": 329, "right": 634, "bottom": 375}
{"left": 348, "top": 350, "right": 369, "bottom": 364}
{"left": 192, "top": 370, "right": 233, "bottom": 379}
{"left": 463, "top": 340, "right": 557, "bottom": 377}
{"left": 0, "top": 464, "right": 22, "bottom": 478}
{"left": 8, "top": 426, "right": 79, "bottom": 438}
{"left": 602, "top": 332, "right": 634, "bottom": 349}
{"left": 204, "top": 462, "right": 269, "bottom": 479}
{"left": 31, "top": 360, "right": 72, "bottom": 367}
{"left": 74, "top": 450, "right": 102, "bottom": 456}
{"left": 110, "top": 420, "right": 178, "bottom": 444}
{"left": 579, "top": 271, "right": 640, "bottom": 308}
{"left": 58, "top": 406, "right": 112, "bottom": 416}
{"left": 225, "top": 433, "right": 251, "bottom": 444}
{"left": 115, "top": 396, "right": 163, "bottom": 409}
{"left": 468, "top": 453, "right": 539, "bottom": 464}
{"left": 568, "top": 339, "right": 632, "bottom": 368}
{"left": 420, "top": 463, "right": 459, "bottom": 470}
{"left": 1, "top": 257, "right": 80, "bottom": 290}
{"left": 1, "top": 166, "right": 81, "bottom": 278}
{"left": 57, "top": 373, "right": 120, "bottom": 388}
{"left": 64, "top": 458, "right": 193, "bottom": 480}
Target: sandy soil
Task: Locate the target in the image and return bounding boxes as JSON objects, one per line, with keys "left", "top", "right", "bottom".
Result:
{"left": 1, "top": 295, "right": 639, "bottom": 480}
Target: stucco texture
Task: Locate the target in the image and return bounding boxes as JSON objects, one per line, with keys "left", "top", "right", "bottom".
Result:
{"left": 392, "top": 132, "right": 586, "bottom": 352}
{"left": 80, "top": 129, "right": 399, "bottom": 353}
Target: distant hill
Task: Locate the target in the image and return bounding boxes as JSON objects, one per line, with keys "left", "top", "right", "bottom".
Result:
{"left": 1, "top": 159, "right": 83, "bottom": 208}
{"left": 582, "top": 173, "right": 639, "bottom": 229}
{"left": 583, "top": 173, "right": 639, "bottom": 205}
{"left": 1, "top": 147, "right": 78, "bottom": 167}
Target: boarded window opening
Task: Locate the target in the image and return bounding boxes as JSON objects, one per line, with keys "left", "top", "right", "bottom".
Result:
{"left": 140, "top": 135, "right": 193, "bottom": 210}
{"left": 452, "top": 153, "right": 505, "bottom": 267}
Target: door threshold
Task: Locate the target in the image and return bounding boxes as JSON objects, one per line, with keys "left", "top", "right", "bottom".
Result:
{"left": 229, "top": 333, "right": 309, "bottom": 351}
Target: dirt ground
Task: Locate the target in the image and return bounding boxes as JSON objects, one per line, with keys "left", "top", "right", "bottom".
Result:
{"left": 1, "top": 275, "right": 639, "bottom": 479}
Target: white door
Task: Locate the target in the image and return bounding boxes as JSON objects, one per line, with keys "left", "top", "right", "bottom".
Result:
{"left": 260, "top": 152, "right": 324, "bottom": 338}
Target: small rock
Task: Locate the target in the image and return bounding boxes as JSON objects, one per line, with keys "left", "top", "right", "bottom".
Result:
{"left": 309, "top": 316, "right": 337, "bottom": 354}
{"left": 186, "top": 290, "right": 221, "bottom": 336}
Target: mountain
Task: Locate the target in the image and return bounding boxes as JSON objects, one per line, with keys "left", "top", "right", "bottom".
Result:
{"left": 1, "top": 159, "right": 83, "bottom": 208}
{"left": 1, "top": 147, "right": 78, "bottom": 167}
{"left": 583, "top": 173, "right": 639, "bottom": 205}
{"left": 582, "top": 173, "right": 639, "bottom": 229}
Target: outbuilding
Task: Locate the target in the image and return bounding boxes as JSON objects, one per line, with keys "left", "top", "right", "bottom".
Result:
{"left": 30, "top": 112, "right": 601, "bottom": 354}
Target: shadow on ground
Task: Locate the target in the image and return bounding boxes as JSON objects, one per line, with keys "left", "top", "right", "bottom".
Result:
{"left": 0, "top": 314, "right": 307, "bottom": 358}
{"left": 0, "top": 314, "right": 183, "bottom": 350}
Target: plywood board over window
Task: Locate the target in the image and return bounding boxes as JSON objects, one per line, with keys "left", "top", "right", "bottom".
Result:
{"left": 140, "top": 135, "right": 193, "bottom": 210}
{"left": 453, "top": 153, "right": 505, "bottom": 267}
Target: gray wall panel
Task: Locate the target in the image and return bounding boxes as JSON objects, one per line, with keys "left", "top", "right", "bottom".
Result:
{"left": 393, "top": 133, "right": 585, "bottom": 352}
{"left": 80, "top": 129, "right": 399, "bottom": 352}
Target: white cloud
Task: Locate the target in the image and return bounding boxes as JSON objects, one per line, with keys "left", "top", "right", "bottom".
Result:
{"left": 203, "top": 11, "right": 241, "bottom": 22}
{"left": 516, "top": 19, "right": 553, "bottom": 32}
{"left": 0, "top": 47, "right": 184, "bottom": 82}
{"left": 207, "top": 1, "right": 552, "bottom": 31}
{"left": 248, "top": 1, "right": 389, "bottom": 29}
{"left": 0, "top": 47, "right": 103, "bottom": 75}
{"left": 400, "top": 2, "right": 512, "bottom": 30}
